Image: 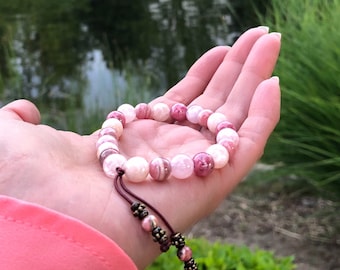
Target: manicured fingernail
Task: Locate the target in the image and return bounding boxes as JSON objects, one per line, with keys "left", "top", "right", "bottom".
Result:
{"left": 257, "top": 26, "right": 269, "bottom": 33}
{"left": 270, "top": 32, "right": 282, "bottom": 41}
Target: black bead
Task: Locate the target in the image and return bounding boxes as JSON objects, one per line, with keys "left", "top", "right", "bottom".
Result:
{"left": 184, "top": 258, "right": 198, "bottom": 270}
{"left": 151, "top": 226, "right": 167, "bottom": 243}
{"left": 130, "top": 202, "right": 148, "bottom": 219}
{"left": 171, "top": 232, "right": 186, "bottom": 248}
{"left": 160, "top": 241, "right": 171, "bottom": 253}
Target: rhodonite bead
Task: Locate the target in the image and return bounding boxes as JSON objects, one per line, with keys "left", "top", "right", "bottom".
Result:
{"left": 124, "top": 156, "right": 149, "bottom": 183}
{"left": 171, "top": 154, "right": 194, "bottom": 179}
{"left": 141, "top": 215, "right": 158, "bottom": 232}
{"left": 135, "top": 103, "right": 152, "bottom": 119}
{"left": 103, "top": 154, "right": 127, "bottom": 178}
{"left": 101, "top": 118, "right": 124, "bottom": 138}
{"left": 216, "top": 120, "right": 236, "bottom": 132}
{"left": 170, "top": 103, "right": 187, "bottom": 122}
{"left": 216, "top": 127, "right": 240, "bottom": 146}
{"left": 149, "top": 157, "right": 171, "bottom": 181}
{"left": 207, "top": 112, "right": 227, "bottom": 133}
{"left": 193, "top": 152, "right": 214, "bottom": 177}
{"left": 117, "top": 103, "right": 136, "bottom": 123}
{"left": 151, "top": 103, "right": 170, "bottom": 121}
{"left": 177, "top": 246, "right": 193, "bottom": 262}
{"left": 198, "top": 109, "right": 213, "bottom": 127}
{"left": 106, "top": 110, "right": 126, "bottom": 126}
{"left": 206, "top": 144, "right": 229, "bottom": 169}
{"left": 186, "top": 105, "right": 203, "bottom": 124}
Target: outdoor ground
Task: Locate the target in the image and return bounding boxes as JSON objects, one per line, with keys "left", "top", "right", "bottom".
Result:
{"left": 189, "top": 172, "right": 340, "bottom": 270}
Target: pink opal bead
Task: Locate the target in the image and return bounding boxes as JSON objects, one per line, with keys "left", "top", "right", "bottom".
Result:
{"left": 103, "top": 154, "right": 127, "bottom": 178}
{"left": 123, "top": 156, "right": 149, "bottom": 183}
{"left": 96, "top": 134, "right": 118, "bottom": 148}
{"left": 106, "top": 111, "right": 126, "bottom": 126}
{"left": 198, "top": 109, "right": 213, "bottom": 127}
{"left": 216, "top": 120, "right": 236, "bottom": 132}
{"left": 206, "top": 144, "right": 229, "bottom": 169}
{"left": 216, "top": 128, "right": 239, "bottom": 146}
{"left": 98, "top": 127, "right": 119, "bottom": 139}
{"left": 141, "top": 215, "right": 158, "bottom": 232}
{"left": 149, "top": 157, "right": 171, "bottom": 181}
{"left": 171, "top": 154, "right": 194, "bottom": 179}
{"left": 177, "top": 246, "right": 193, "bottom": 262}
{"left": 170, "top": 103, "right": 187, "bottom": 122}
{"left": 207, "top": 112, "right": 227, "bottom": 133}
{"left": 101, "top": 118, "right": 124, "bottom": 138}
{"left": 186, "top": 105, "right": 203, "bottom": 124}
{"left": 151, "top": 103, "right": 170, "bottom": 121}
{"left": 193, "top": 152, "right": 214, "bottom": 177}
{"left": 135, "top": 103, "right": 152, "bottom": 119}
{"left": 96, "top": 141, "right": 119, "bottom": 159}
{"left": 117, "top": 104, "right": 136, "bottom": 123}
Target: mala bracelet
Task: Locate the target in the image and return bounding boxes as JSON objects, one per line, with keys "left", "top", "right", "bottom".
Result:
{"left": 96, "top": 102, "right": 239, "bottom": 270}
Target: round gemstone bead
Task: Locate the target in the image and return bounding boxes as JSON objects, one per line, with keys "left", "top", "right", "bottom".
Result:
{"left": 101, "top": 118, "right": 124, "bottom": 138}
{"left": 106, "top": 110, "right": 126, "bottom": 126}
{"left": 216, "top": 120, "right": 236, "bottom": 132}
{"left": 135, "top": 103, "right": 152, "bottom": 119}
{"left": 218, "top": 138, "right": 237, "bottom": 156}
{"left": 151, "top": 103, "right": 170, "bottom": 122}
{"left": 186, "top": 105, "right": 203, "bottom": 124}
{"left": 206, "top": 144, "right": 229, "bottom": 169}
{"left": 99, "top": 148, "right": 119, "bottom": 165}
{"left": 171, "top": 154, "right": 194, "bottom": 179}
{"left": 96, "top": 134, "right": 118, "bottom": 148}
{"left": 103, "top": 154, "right": 127, "bottom": 178}
{"left": 141, "top": 215, "right": 158, "bottom": 232}
{"left": 216, "top": 127, "right": 240, "bottom": 146}
{"left": 170, "top": 103, "right": 187, "bottom": 122}
{"left": 117, "top": 103, "right": 136, "bottom": 123}
{"left": 96, "top": 141, "right": 119, "bottom": 158}
{"left": 177, "top": 246, "right": 193, "bottom": 262}
{"left": 198, "top": 109, "right": 213, "bottom": 127}
{"left": 207, "top": 112, "right": 227, "bottom": 133}
{"left": 98, "top": 127, "right": 119, "bottom": 139}
{"left": 193, "top": 152, "right": 214, "bottom": 177}
{"left": 124, "top": 156, "right": 149, "bottom": 183}
{"left": 149, "top": 157, "right": 171, "bottom": 181}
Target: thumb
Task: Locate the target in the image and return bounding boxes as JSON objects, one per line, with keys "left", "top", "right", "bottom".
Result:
{"left": 1, "top": 99, "right": 41, "bottom": 124}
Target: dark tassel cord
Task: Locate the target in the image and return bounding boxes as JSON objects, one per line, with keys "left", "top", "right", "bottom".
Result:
{"left": 114, "top": 168, "right": 198, "bottom": 270}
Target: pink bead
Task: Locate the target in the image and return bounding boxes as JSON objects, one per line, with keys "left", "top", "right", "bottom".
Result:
{"left": 106, "top": 110, "right": 126, "bottom": 126}
{"left": 135, "top": 103, "right": 152, "bottom": 119}
{"left": 151, "top": 103, "right": 170, "bottom": 121}
{"left": 96, "top": 141, "right": 119, "bottom": 158}
{"left": 218, "top": 138, "right": 237, "bottom": 156}
{"left": 141, "top": 215, "right": 158, "bottom": 232}
{"left": 149, "top": 157, "right": 171, "bottom": 181}
{"left": 103, "top": 154, "right": 127, "bottom": 178}
{"left": 207, "top": 112, "right": 227, "bottom": 133}
{"left": 98, "top": 127, "right": 118, "bottom": 139}
{"left": 170, "top": 103, "right": 187, "bottom": 122}
{"left": 193, "top": 152, "right": 214, "bottom": 177}
{"left": 171, "top": 154, "right": 194, "bottom": 179}
{"left": 186, "top": 105, "right": 203, "bottom": 124}
{"left": 198, "top": 109, "right": 213, "bottom": 127}
{"left": 124, "top": 156, "right": 149, "bottom": 182}
{"left": 206, "top": 144, "right": 229, "bottom": 169}
{"left": 99, "top": 148, "right": 119, "bottom": 165}
{"left": 117, "top": 104, "right": 136, "bottom": 123}
{"left": 96, "top": 134, "right": 118, "bottom": 148}
{"left": 216, "top": 120, "right": 236, "bottom": 132}
{"left": 101, "top": 118, "right": 124, "bottom": 138}
{"left": 216, "top": 128, "right": 239, "bottom": 146}
{"left": 177, "top": 246, "right": 193, "bottom": 262}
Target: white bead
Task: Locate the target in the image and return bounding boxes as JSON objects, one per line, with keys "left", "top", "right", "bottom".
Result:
{"left": 96, "top": 141, "right": 119, "bottom": 158}
{"left": 186, "top": 105, "right": 203, "bottom": 124}
{"left": 101, "top": 118, "right": 124, "bottom": 138}
{"left": 124, "top": 156, "right": 149, "bottom": 182}
{"left": 102, "top": 154, "right": 127, "bottom": 178}
{"left": 117, "top": 103, "right": 136, "bottom": 123}
{"left": 151, "top": 103, "right": 170, "bottom": 121}
{"left": 206, "top": 144, "right": 229, "bottom": 169}
{"left": 207, "top": 112, "right": 227, "bottom": 133}
{"left": 216, "top": 127, "right": 240, "bottom": 145}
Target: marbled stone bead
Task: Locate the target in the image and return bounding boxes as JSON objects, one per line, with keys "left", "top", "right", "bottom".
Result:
{"left": 106, "top": 110, "right": 126, "bottom": 126}
{"left": 193, "top": 152, "right": 214, "bottom": 177}
{"left": 98, "top": 127, "right": 119, "bottom": 139}
{"left": 170, "top": 103, "right": 187, "bottom": 122}
{"left": 206, "top": 144, "right": 229, "bottom": 169}
{"left": 99, "top": 148, "right": 119, "bottom": 165}
{"left": 177, "top": 246, "right": 193, "bottom": 262}
{"left": 135, "top": 103, "right": 152, "bottom": 119}
{"left": 96, "top": 134, "right": 118, "bottom": 148}
{"left": 151, "top": 103, "right": 170, "bottom": 122}
{"left": 149, "top": 157, "right": 171, "bottom": 181}
{"left": 102, "top": 154, "right": 127, "bottom": 178}
{"left": 216, "top": 127, "right": 239, "bottom": 146}
{"left": 171, "top": 154, "right": 194, "bottom": 179}
{"left": 117, "top": 103, "right": 136, "bottom": 123}
{"left": 141, "top": 215, "right": 158, "bottom": 232}
{"left": 218, "top": 138, "right": 237, "bottom": 156}
{"left": 101, "top": 118, "right": 124, "bottom": 138}
{"left": 216, "top": 120, "right": 236, "bottom": 132}
{"left": 207, "top": 112, "right": 227, "bottom": 133}
{"left": 96, "top": 141, "right": 119, "bottom": 159}
{"left": 198, "top": 109, "right": 213, "bottom": 127}
{"left": 124, "top": 156, "right": 149, "bottom": 183}
{"left": 186, "top": 105, "right": 203, "bottom": 124}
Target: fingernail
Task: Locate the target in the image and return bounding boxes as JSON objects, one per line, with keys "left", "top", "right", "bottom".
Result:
{"left": 257, "top": 26, "right": 269, "bottom": 33}
{"left": 271, "top": 76, "right": 280, "bottom": 83}
{"left": 270, "top": 32, "right": 282, "bottom": 41}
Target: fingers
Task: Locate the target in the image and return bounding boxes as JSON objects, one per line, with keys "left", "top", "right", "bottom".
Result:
{"left": 0, "top": 99, "right": 41, "bottom": 124}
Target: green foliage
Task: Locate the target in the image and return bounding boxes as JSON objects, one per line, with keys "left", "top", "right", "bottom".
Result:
{"left": 147, "top": 238, "right": 295, "bottom": 270}
{"left": 259, "top": 0, "right": 340, "bottom": 197}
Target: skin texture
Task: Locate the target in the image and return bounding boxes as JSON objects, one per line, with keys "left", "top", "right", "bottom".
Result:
{"left": 0, "top": 26, "right": 281, "bottom": 269}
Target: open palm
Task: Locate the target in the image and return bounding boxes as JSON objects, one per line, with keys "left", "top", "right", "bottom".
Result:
{"left": 0, "top": 26, "right": 281, "bottom": 269}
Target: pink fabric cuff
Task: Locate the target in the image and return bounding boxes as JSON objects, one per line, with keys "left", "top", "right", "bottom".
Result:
{"left": 0, "top": 195, "right": 137, "bottom": 270}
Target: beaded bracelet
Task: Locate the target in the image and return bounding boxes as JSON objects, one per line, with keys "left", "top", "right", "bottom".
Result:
{"left": 96, "top": 102, "right": 239, "bottom": 269}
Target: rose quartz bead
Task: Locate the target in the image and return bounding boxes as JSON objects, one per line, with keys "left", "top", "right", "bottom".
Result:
{"left": 149, "top": 157, "right": 171, "bottom": 181}
{"left": 101, "top": 118, "right": 123, "bottom": 138}
{"left": 216, "top": 120, "right": 236, "bottom": 132}
{"left": 177, "top": 246, "right": 193, "bottom": 262}
{"left": 170, "top": 103, "right": 187, "bottom": 122}
{"left": 98, "top": 127, "right": 119, "bottom": 139}
{"left": 198, "top": 109, "right": 213, "bottom": 127}
{"left": 141, "top": 215, "right": 158, "bottom": 232}
{"left": 135, "top": 103, "right": 152, "bottom": 119}
{"left": 124, "top": 156, "right": 149, "bottom": 183}
{"left": 186, "top": 105, "right": 203, "bottom": 124}
{"left": 193, "top": 152, "right": 214, "bottom": 177}
{"left": 216, "top": 128, "right": 239, "bottom": 146}
{"left": 206, "top": 144, "right": 229, "bottom": 169}
{"left": 151, "top": 103, "right": 170, "bottom": 122}
{"left": 96, "top": 141, "right": 119, "bottom": 158}
{"left": 96, "top": 134, "right": 118, "bottom": 148}
{"left": 207, "top": 112, "right": 227, "bottom": 133}
{"left": 171, "top": 154, "right": 194, "bottom": 179}
{"left": 117, "top": 103, "right": 136, "bottom": 123}
{"left": 103, "top": 154, "right": 127, "bottom": 178}
{"left": 106, "top": 110, "right": 126, "bottom": 126}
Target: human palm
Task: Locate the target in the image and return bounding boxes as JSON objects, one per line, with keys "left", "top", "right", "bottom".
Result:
{"left": 0, "top": 26, "right": 281, "bottom": 269}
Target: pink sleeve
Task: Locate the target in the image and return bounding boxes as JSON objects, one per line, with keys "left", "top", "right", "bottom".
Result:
{"left": 0, "top": 195, "right": 137, "bottom": 270}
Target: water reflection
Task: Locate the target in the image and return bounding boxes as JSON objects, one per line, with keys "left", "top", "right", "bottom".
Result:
{"left": 0, "top": 0, "right": 262, "bottom": 130}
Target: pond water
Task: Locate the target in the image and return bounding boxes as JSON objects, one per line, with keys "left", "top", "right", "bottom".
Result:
{"left": 0, "top": 0, "right": 263, "bottom": 131}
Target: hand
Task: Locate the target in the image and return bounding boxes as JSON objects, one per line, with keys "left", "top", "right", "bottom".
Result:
{"left": 0, "top": 26, "right": 281, "bottom": 269}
